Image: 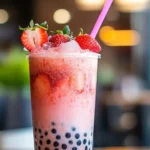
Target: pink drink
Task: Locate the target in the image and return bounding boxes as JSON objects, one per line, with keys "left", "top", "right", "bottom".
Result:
{"left": 29, "top": 50, "right": 99, "bottom": 150}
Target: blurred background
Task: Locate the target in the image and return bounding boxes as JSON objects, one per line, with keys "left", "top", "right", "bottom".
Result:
{"left": 0, "top": 0, "right": 150, "bottom": 149}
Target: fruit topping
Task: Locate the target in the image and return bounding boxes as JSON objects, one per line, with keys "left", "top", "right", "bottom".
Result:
{"left": 49, "top": 25, "right": 72, "bottom": 47}
{"left": 19, "top": 20, "right": 48, "bottom": 52}
{"left": 75, "top": 29, "right": 101, "bottom": 53}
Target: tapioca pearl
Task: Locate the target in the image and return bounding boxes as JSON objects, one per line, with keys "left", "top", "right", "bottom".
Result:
{"left": 91, "top": 132, "right": 93, "bottom": 136}
{"left": 51, "top": 122, "right": 55, "bottom": 126}
{"left": 56, "top": 135, "right": 61, "bottom": 140}
{"left": 35, "top": 128, "right": 37, "bottom": 132}
{"left": 69, "top": 140, "right": 73, "bottom": 144}
{"left": 39, "top": 140, "right": 43, "bottom": 145}
{"left": 84, "top": 133, "right": 87, "bottom": 137}
{"left": 88, "top": 140, "right": 91, "bottom": 145}
{"left": 45, "top": 131, "right": 48, "bottom": 136}
{"left": 38, "top": 129, "right": 42, "bottom": 134}
{"left": 62, "top": 144, "right": 67, "bottom": 149}
{"left": 45, "top": 147, "right": 49, "bottom": 150}
{"left": 38, "top": 146, "right": 41, "bottom": 150}
{"left": 55, "top": 149, "right": 59, "bottom": 150}
{"left": 34, "top": 134, "right": 37, "bottom": 139}
{"left": 40, "top": 135, "right": 43, "bottom": 139}
{"left": 51, "top": 128, "right": 57, "bottom": 134}
{"left": 65, "top": 132, "right": 71, "bottom": 138}
{"left": 85, "top": 146, "right": 88, "bottom": 150}
{"left": 53, "top": 141, "right": 59, "bottom": 147}
{"left": 83, "top": 139, "right": 87, "bottom": 144}
{"left": 46, "top": 139, "right": 51, "bottom": 144}
{"left": 77, "top": 140, "right": 81, "bottom": 146}
{"left": 72, "top": 147, "right": 77, "bottom": 150}
{"left": 72, "top": 127, "right": 76, "bottom": 131}
{"left": 75, "top": 133, "right": 80, "bottom": 139}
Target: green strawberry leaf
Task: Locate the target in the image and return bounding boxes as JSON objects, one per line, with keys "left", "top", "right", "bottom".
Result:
{"left": 19, "top": 26, "right": 29, "bottom": 31}
{"left": 56, "top": 30, "right": 63, "bottom": 34}
{"left": 30, "top": 20, "right": 34, "bottom": 28}
{"left": 35, "top": 21, "right": 48, "bottom": 30}
{"left": 40, "top": 21, "right": 48, "bottom": 28}
{"left": 63, "top": 25, "right": 70, "bottom": 35}
{"left": 79, "top": 28, "right": 83, "bottom": 35}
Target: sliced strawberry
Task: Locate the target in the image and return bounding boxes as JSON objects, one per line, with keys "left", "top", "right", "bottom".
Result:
{"left": 20, "top": 20, "right": 48, "bottom": 52}
{"left": 49, "top": 34, "right": 69, "bottom": 47}
{"left": 75, "top": 34, "right": 101, "bottom": 53}
{"left": 69, "top": 71, "right": 86, "bottom": 93}
{"left": 21, "top": 28, "right": 48, "bottom": 52}
{"left": 32, "top": 74, "right": 51, "bottom": 100}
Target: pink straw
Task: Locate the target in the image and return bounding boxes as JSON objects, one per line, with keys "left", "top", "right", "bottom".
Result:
{"left": 90, "top": 0, "right": 113, "bottom": 38}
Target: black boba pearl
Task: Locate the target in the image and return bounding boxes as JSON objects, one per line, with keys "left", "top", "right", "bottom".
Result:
{"left": 46, "top": 139, "right": 51, "bottom": 144}
{"left": 85, "top": 146, "right": 88, "bottom": 150}
{"left": 40, "top": 135, "right": 43, "bottom": 139}
{"left": 38, "top": 146, "right": 41, "bottom": 150}
{"left": 65, "top": 132, "right": 71, "bottom": 138}
{"left": 91, "top": 132, "right": 93, "bottom": 136}
{"left": 54, "top": 141, "right": 59, "bottom": 147}
{"left": 45, "top": 131, "right": 48, "bottom": 136}
{"left": 83, "top": 139, "right": 87, "bottom": 144}
{"left": 75, "top": 133, "right": 80, "bottom": 139}
{"left": 72, "top": 147, "right": 77, "bottom": 150}
{"left": 72, "top": 127, "right": 76, "bottom": 131}
{"left": 35, "top": 128, "right": 37, "bottom": 132}
{"left": 62, "top": 144, "right": 67, "bottom": 149}
{"left": 51, "top": 128, "right": 57, "bottom": 134}
{"left": 45, "top": 148, "right": 49, "bottom": 150}
{"left": 56, "top": 135, "right": 61, "bottom": 140}
{"left": 55, "top": 149, "right": 59, "bottom": 150}
{"left": 34, "top": 134, "right": 37, "bottom": 139}
{"left": 51, "top": 122, "right": 55, "bottom": 126}
{"left": 88, "top": 140, "right": 90, "bottom": 145}
{"left": 69, "top": 140, "right": 73, "bottom": 144}
{"left": 39, "top": 140, "right": 43, "bottom": 145}
{"left": 39, "top": 129, "right": 42, "bottom": 133}
{"left": 77, "top": 140, "right": 81, "bottom": 146}
{"left": 84, "top": 133, "right": 87, "bottom": 137}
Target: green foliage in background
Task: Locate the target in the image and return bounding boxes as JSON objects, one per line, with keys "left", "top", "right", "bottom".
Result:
{"left": 0, "top": 45, "right": 29, "bottom": 90}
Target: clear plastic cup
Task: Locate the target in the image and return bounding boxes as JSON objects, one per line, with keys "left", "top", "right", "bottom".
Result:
{"left": 29, "top": 52, "right": 100, "bottom": 150}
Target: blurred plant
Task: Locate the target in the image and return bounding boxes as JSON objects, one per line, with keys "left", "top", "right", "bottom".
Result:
{"left": 0, "top": 45, "right": 29, "bottom": 90}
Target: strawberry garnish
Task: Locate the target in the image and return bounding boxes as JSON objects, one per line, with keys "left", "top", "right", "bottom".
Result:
{"left": 19, "top": 20, "right": 48, "bottom": 52}
{"left": 49, "top": 25, "right": 72, "bottom": 47}
{"left": 75, "top": 29, "right": 101, "bottom": 53}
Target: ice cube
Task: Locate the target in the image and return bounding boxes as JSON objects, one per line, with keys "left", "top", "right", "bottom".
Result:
{"left": 58, "top": 40, "right": 82, "bottom": 53}
{"left": 42, "top": 42, "right": 54, "bottom": 50}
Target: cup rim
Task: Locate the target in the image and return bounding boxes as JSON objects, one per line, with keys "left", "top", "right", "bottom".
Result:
{"left": 28, "top": 52, "right": 101, "bottom": 59}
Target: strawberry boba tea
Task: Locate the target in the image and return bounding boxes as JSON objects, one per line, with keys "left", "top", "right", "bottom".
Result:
{"left": 19, "top": 20, "right": 101, "bottom": 150}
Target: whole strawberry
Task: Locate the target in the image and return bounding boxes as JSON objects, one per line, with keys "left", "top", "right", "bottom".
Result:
{"left": 19, "top": 20, "right": 48, "bottom": 52}
{"left": 75, "top": 29, "right": 101, "bottom": 53}
{"left": 49, "top": 25, "right": 71, "bottom": 47}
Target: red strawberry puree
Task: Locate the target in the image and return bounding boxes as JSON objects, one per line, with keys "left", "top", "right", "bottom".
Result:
{"left": 29, "top": 41, "right": 100, "bottom": 150}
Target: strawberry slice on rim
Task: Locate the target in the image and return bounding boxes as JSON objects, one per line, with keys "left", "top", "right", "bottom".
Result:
{"left": 19, "top": 20, "right": 48, "bottom": 52}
